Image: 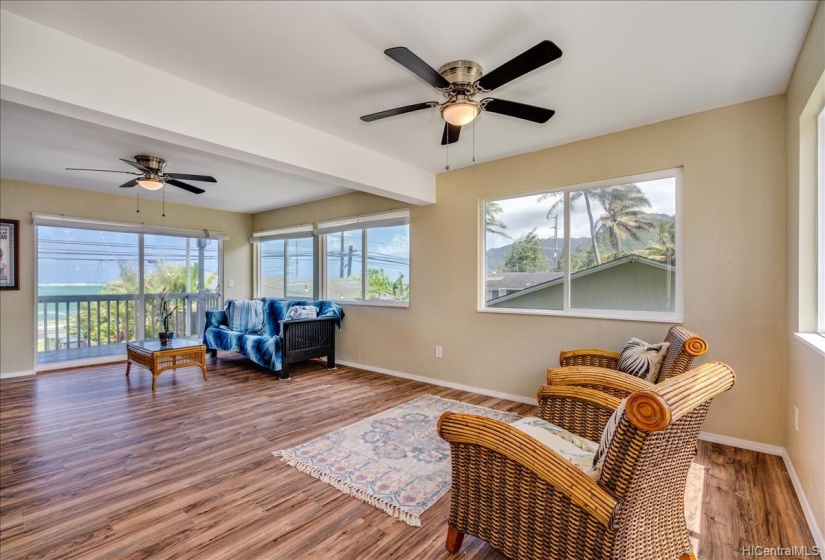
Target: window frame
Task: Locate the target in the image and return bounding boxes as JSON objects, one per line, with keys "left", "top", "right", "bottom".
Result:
{"left": 817, "top": 107, "right": 824, "bottom": 336}
{"left": 478, "top": 167, "right": 684, "bottom": 323}
{"left": 254, "top": 236, "right": 319, "bottom": 300}
{"left": 320, "top": 224, "right": 411, "bottom": 308}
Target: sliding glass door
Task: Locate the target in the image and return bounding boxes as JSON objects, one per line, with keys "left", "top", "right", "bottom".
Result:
{"left": 37, "top": 225, "right": 222, "bottom": 364}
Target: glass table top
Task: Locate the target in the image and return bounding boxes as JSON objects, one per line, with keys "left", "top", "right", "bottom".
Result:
{"left": 128, "top": 337, "right": 206, "bottom": 352}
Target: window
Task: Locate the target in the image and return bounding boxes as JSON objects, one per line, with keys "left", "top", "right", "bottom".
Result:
{"left": 818, "top": 107, "right": 824, "bottom": 336}
{"left": 253, "top": 210, "right": 410, "bottom": 306}
{"left": 259, "top": 238, "right": 315, "bottom": 299}
{"left": 481, "top": 169, "right": 682, "bottom": 321}
{"left": 34, "top": 215, "right": 224, "bottom": 362}
{"left": 323, "top": 224, "right": 410, "bottom": 303}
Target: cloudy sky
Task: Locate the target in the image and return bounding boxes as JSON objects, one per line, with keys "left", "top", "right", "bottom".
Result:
{"left": 486, "top": 177, "right": 676, "bottom": 249}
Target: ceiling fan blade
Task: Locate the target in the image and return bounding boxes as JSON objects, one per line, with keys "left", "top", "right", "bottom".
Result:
{"left": 165, "top": 173, "right": 217, "bottom": 183}
{"left": 119, "top": 158, "right": 153, "bottom": 174}
{"left": 384, "top": 47, "right": 451, "bottom": 89}
{"left": 440, "top": 122, "right": 461, "bottom": 145}
{"left": 361, "top": 102, "right": 438, "bottom": 122}
{"left": 66, "top": 168, "right": 141, "bottom": 175}
{"left": 481, "top": 98, "right": 555, "bottom": 123}
{"left": 475, "top": 40, "right": 562, "bottom": 92}
{"left": 118, "top": 179, "right": 139, "bottom": 188}
{"left": 166, "top": 178, "right": 205, "bottom": 194}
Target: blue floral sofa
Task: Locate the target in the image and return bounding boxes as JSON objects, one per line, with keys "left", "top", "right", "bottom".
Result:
{"left": 204, "top": 299, "right": 344, "bottom": 379}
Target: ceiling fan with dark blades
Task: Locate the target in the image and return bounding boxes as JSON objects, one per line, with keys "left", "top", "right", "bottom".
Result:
{"left": 66, "top": 155, "right": 216, "bottom": 194}
{"left": 360, "top": 40, "right": 562, "bottom": 145}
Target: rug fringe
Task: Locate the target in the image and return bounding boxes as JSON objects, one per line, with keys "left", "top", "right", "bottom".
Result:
{"left": 272, "top": 451, "right": 422, "bottom": 527}
{"left": 424, "top": 394, "right": 521, "bottom": 419}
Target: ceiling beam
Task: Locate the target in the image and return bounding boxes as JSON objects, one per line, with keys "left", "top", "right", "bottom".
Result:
{"left": 0, "top": 11, "right": 435, "bottom": 205}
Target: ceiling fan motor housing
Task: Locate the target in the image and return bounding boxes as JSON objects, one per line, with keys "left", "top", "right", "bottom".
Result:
{"left": 438, "top": 60, "right": 483, "bottom": 94}
{"left": 134, "top": 155, "right": 166, "bottom": 173}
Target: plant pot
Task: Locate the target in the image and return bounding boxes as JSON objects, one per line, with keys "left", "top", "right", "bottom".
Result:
{"left": 159, "top": 332, "right": 174, "bottom": 345}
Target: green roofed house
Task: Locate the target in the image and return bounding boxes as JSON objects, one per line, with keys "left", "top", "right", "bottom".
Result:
{"left": 488, "top": 255, "right": 675, "bottom": 312}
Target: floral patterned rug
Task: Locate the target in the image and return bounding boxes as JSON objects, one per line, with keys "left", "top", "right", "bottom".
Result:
{"left": 272, "top": 394, "right": 520, "bottom": 527}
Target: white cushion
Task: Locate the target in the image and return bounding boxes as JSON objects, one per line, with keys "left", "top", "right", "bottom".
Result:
{"left": 511, "top": 416, "right": 598, "bottom": 474}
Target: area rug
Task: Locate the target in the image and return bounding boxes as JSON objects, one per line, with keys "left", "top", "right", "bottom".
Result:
{"left": 272, "top": 394, "right": 520, "bottom": 527}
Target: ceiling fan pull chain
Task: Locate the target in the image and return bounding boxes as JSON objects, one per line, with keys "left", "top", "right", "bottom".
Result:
{"left": 472, "top": 118, "right": 476, "bottom": 162}
{"left": 136, "top": 188, "right": 140, "bottom": 214}
{"left": 445, "top": 139, "right": 450, "bottom": 171}
{"left": 162, "top": 187, "right": 166, "bottom": 218}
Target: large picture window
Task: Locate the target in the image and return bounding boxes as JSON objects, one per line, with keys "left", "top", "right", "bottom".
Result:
{"left": 481, "top": 169, "right": 682, "bottom": 321}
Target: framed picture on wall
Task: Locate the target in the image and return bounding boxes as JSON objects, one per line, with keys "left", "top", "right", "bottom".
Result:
{"left": 0, "top": 219, "right": 20, "bottom": 290}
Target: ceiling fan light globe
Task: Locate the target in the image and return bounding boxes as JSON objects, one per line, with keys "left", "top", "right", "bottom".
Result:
{"left": 442, "top": 102, "right": 479, "bottom": 126}
{"left": 137, "top": 178, "right": 164, "bottom": 191}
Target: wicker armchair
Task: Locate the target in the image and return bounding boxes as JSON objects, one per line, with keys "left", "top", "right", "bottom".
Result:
{"left": 552, "top": 325, "right": 709, "bottom": 399}
{"left": 438, "top": 361, "right": 735, "bottom": 560}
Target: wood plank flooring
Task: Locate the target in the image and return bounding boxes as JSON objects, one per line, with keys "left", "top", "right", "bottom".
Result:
{"left": 0, "top": 354, "right": 818, "bottom": 559}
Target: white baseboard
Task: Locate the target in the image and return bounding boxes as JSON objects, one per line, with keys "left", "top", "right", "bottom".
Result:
{"left": 698, "top": 431, "right": 784, "bottom": 456}
{"left": 781, "top": 449, "right": 825, "bottom": 553}
{"left": 37, "top": 354, "right": 125, "bottom": 372}
{"left": 335, "top": 360, "right": 536, "bottom": 405}
{"left": 0, "top": 369, "right": 36, "bottom": 379}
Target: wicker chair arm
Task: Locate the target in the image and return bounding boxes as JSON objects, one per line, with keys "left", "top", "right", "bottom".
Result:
{"left": 559, "top": 348, "right": 621, "bottom": 368}
{"left": 546, "top": 366, "right": 654, "bottom": 394}
{"left": 438, "top": 412, "right": 618, "bottom": 527}
{"left": 537, "top": 385, "right": 622, "bottom": 412}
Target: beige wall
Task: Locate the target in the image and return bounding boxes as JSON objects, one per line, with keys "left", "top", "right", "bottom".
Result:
{"left": 254, "top": 94, "right": 787, "bottom": 446}
{"left": 0, "top": 179, "right": 252, "bottom": 374}
{"left": 785, "top": 0, "right": 825, "bottom": 538}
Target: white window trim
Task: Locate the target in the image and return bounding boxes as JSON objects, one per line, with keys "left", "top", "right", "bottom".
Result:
{"left": 478, "top": 167, "right": 684, "bottom": 323}
{"left": 817, "top": 107, "right": 825, "bottom": 337}
{"left": 252, "top": 210, "right": 410, "bottom": 308}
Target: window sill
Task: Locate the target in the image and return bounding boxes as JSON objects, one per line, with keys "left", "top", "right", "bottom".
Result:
{"left": 335, "top": 300, "right": 409, "bottom": 309}
{"left": 794, "top": 333, "right": 825, "bottom": 358}
{"left": 478, "top": 306, "right": 683, "bottom": 323}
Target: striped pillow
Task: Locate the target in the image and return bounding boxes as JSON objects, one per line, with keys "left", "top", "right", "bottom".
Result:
{"left": 226, "top": 299, "right": 264, "bottom": 333}
{"left": 617, "top": 338, "right": 670, "bottom": 381}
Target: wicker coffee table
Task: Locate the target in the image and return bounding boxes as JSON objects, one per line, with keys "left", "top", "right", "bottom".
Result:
{"left": 126, "top": 338, "right": 207, "bottom": 391}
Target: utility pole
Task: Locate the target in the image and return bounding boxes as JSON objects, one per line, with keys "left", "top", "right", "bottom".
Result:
{"left": 346, "top": 244, "right": 354, "bottom": 277}
{"left": 551, "top": 214, "right": 560, "bottom": 271}
{"left": 339, "top": 232, "right": 345, "bottom": 278}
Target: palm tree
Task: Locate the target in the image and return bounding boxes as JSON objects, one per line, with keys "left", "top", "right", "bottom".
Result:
{"left": 538, "top": 190, "right": 602, "bottom": 265}
{"left": 593, "top": 184, "right": 655, "bottom": 258}
{"left": 485, "top": 202, "right": 511, "bottom": 239}
{"left": 641, "top": 217, "right": 676, "bottom": 265}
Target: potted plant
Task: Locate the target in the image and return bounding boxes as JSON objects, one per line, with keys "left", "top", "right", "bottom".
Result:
{"left": 157, "top": 288, "right": 180, "bottom": 345}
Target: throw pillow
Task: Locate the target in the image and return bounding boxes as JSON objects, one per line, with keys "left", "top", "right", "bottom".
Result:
{"left": 591, "top": 398, "right": 628, "bottom": 475}
{"left": 284, "top": 305, "right": 319, "bottom": 321}
{"left": 616, "top": 338, "right": 671, "bottom": 381}
{"left": 226, "top": 299, "right": 264, "bottom": 333}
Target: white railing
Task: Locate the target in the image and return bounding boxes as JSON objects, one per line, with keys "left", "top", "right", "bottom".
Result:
{"left": 37, "top": 292, "right": 221, "bottom": 352}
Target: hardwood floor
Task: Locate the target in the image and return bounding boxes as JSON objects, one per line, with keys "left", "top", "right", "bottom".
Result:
{"left": 0, "top": 355, "right": 818, "bottom": 560}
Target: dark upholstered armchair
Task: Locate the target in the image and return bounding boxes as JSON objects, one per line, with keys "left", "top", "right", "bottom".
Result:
{"left": 438, "top": 362, "right": 735, "bottom": 560}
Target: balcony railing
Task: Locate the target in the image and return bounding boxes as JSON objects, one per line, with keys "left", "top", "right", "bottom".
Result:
{"left": 37, "top": 292, "right": 221, "bottom": 354}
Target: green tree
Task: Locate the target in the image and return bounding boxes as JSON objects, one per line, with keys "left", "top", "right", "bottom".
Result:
{"left": 485, "top": 202, "right": 511, "bottom": 239}
{"left": 593, "top": 184, "right": 655, "bottom": 258}
{"left": 367, "top": 268, "right": 409, "bottom": 301}
{"left": 502, "top": 229, "right": 550, "bottom": 272}
{"left": 640, "top": 216, "right": 676, "bottom": 265}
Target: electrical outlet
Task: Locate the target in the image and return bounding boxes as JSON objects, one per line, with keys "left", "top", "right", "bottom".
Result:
{"left": 228, "top": 279, "right": 235, "bottom": 288}
{"left": 794, "top": 406, "right": 799, "bottom": 432}
{"left": 435, "top": 346, "right": 443, "bottom": 358}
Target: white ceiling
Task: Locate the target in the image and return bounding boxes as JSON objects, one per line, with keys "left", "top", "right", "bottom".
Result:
{"left": 0, "top": 101, "right": 351, "bottom": 213}
{"left": 0, "top": 0, "right": 818, "bottom": 210}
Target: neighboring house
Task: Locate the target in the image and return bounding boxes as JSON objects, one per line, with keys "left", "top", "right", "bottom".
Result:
{"left": 488, "top": 255, "right": 675, "bottom": 312}
{"left": 484, "top": 271, "right": 563, "bottom": 300}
